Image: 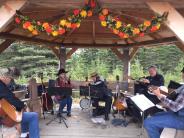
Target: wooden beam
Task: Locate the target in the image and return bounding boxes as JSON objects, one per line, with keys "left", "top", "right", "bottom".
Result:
{"left": 111, "top": 48, "right": 123, "bottom": 60}
{"left": 92, "top": 21, "right": 95, "bottom": 44}
{"left": 130, "top": 47, "right": 139, "bottom": 61}
{"left": 175, "top": 42, "right": 184, "bottom": 53}
{"left": 0, "top": 39, "right": 15, "bottom": 53}
{"left": 147, "top": 2, "right": 184, "bottom": 44}
{"left": 0, "top": 0, "right": 27, "bottom": 32}
{"left": 0, "top": 33, "right": 178, "bottom": 49}
{"left": 66, "top": 48, "right": 78, "bottom": 59}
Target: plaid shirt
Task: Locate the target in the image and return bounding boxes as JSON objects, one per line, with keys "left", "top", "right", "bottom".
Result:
{"left": 160, "top": 85, "right": 184, "bottom": 112}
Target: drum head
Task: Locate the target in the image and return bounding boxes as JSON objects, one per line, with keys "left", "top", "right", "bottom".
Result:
{"left": 80, "top": 98, "right": 91, "bottom": 109}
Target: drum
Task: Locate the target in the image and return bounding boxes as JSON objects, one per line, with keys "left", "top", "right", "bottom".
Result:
{"left": 79, "top": 98, "right": 91, "bottom": 110}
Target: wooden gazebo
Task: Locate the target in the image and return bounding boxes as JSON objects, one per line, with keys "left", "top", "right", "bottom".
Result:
{"left": 0, "top": 0, "right": 184, "bottom": 85}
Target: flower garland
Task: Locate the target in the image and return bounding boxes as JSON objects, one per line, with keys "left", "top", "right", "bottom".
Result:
{"left": 99, "top": 9, "right": 168, "bottom": 39}
{"left": 14, "top": 0, "right": 168, "bottom": 39}
{"left": 15, "top": 0, "right": 95, "bottom": 36}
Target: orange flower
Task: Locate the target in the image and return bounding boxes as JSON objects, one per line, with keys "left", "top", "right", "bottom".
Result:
{"left": 76, "top": 23, "right": 80, "bottom": 28}
{"left": 87, "top": 10, "right": 93, "bottom": 17}
{"left": 150, "top": 26, "right": 158, "bottom": 32}
{"left": 23, "top": 21, "right": 31, "bottom": 29}
{"left": 32, "top": 30, "right": 38, "bottom": 35}
{"left": 71, "top": 23, "right": 77, "bottom": 29}
{"left": 144, "top": 21, "right": 151, "bottom": 27}
{"left": 102, "top": 9, "right": 108, "bottom": 16}
{"left": 42, "top": 22, "right": 50, "bottom": 29}
{"left": 123, "top": 33, "right": 129, "bottom": 39}
{"left": 66, "top": 22, "right": 71, "bottom": 28}
{"left": 133, "top": 28, "right": 140, "bottom": 35}
{"left": 113, "top": 29, "right": 119, "bottom": 34}
{"left": 45, "top": 26, "right": 52, "bottom": 33}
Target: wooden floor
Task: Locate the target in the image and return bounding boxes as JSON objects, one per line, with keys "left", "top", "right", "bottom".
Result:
{"left": 40, "top": 106, "right": 148, "bottom": 138}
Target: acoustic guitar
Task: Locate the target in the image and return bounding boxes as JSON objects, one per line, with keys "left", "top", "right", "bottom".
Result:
{"left": 0, "top": 98, "right": 22, "bottom": 127}
{"left": 113, "top": 75, "right": 126, "bottom": 111}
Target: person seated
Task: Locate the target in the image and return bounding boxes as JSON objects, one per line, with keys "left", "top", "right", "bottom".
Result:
{"left": 90, "top": 72, "right": 112, "bottom": 120}
{"left": 126, "top": 66, "right": 164, "bottom": 122}
{"left": 0, "top": 68, "right": 40, "bottom": 138}
{"left": 144, "top": 67, "right": 184, "bottom": 138}
{"left": 55, "top": 68, "right": 72, "bottom": 117}
{"left": 135, "top": 65, "right": 164, "bottom": 104}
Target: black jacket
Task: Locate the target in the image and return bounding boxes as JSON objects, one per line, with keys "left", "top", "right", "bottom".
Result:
{"left": 0, "top": 80, "right": 24, "bottom": 111}
{"left": 146, "top": 74, "right": 164, "bottom": 86}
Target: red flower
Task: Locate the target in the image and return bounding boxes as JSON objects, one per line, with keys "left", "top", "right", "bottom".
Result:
{"left": 45, "top": 26, "right": 52, "bottom": 33}
{"left": 90, "top": 0, "right": 96, "bottom": 8}
{"left": 139, "top": 32, "right": 145, "bottom": 37}
{"left": 58, "top": 28, "right": 66, "bottom": 35}
{"left": 71, "top": 23, "right": 77, "bottom": 29}
{"left": 118, "top": 32, "right": 125, "bottom": 38}
{"left": 73, "top": 9, "right": 80, "bottom": 16}
{"left": 23, "top": 21, "right": 31, "bottom": 29}
{"left": 99, "top": 15, "right": 106, "bottom": 21}
{"left": 15, "top": 17, "right": 21, "bottom": 24}
{"left": 150, "top": 26, "right": 158, "bottom": 32}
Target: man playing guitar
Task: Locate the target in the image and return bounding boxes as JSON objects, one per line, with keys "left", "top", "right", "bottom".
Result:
{"left": 0, "top": 68, "right": 40, "bottom": 138}
{"left": 144, "top": 67, "right": 184, "bottom": 138}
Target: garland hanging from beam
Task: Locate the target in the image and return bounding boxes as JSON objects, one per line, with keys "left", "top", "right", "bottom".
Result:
{"left": 14, "top": 0, "right": 168, "bottom": 39}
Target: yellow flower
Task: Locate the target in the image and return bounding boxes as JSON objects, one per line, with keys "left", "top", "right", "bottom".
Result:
{"left": 60, "top": 20, "right": 67, "bottom": 26}
{"left": 80, "top": 10, "right": 87, "bottom": 18}
{"left": 156, "top": 23, "right": 161, "bottom": 29}
{"left": 52, "top": 31, "right": 58, "bottom": 37}
{"left": 101, "top": 21, "right": 107, "bottom": 27}
{"left": 28, "top": 25, "right": 34, "bottom": 32}
{"left": 116, "top": 21, "right": 122, "bottom": 29}
{"left": 76, "top": 23, "right": 81, "bottom": 28}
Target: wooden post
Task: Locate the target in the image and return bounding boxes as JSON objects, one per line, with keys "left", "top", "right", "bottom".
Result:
{"left": 59, "top": 47, "right": 66, "bottom": 69}
{"left": 122, "top": 48, "right": 130, "bottom": 91}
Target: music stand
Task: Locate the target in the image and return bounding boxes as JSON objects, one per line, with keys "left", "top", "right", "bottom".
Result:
{"left": 46, "top": 87, "right": 72, "bottom": 128}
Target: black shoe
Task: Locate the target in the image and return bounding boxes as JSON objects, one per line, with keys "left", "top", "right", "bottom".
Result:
{"left": 105, "top": 114, "right": 109, "bottom": 121}
{"left": 67, "top": 113, "right": 71, "bottom": 117}
{"left": 57, "top": 113, "right": 61, "bottom": 117}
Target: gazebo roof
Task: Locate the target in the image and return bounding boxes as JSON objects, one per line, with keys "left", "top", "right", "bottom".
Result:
{"left": 0, "top": 0, "right": 184, "bottom": 57}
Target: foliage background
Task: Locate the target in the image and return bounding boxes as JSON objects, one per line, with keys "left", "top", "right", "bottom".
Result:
{"left": 0, "top": 40, "right": 183, "bottom": 85}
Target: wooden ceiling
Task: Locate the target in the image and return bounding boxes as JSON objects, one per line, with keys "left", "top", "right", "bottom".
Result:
{"left": 0, "top": 0, "right": 184, "bottom": 51}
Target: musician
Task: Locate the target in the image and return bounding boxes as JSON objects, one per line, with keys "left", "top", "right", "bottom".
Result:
{"left": 55, "top": 68, "right": 72, "bottom": 117}
{"left": 144, "top": 67, "right": 184, "bottom": 138}
{"left": 90, "top": 72, "right": 112, "bottom": 120}
{"left": 0, "top": 69, "right": 40, "bottom": 138}
{"left": 135, "top": 65, "right": 164, "bottom": 104}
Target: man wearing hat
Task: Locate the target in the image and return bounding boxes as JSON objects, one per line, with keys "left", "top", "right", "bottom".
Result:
{"left": 90, "top": 72, "right": 112, "bottom": 120}
{"left": 0, "top": 68, "right": 40, "bottom": 138}
{"left": 55, "top": 68, "right": 72, "bottom": 117}
{"left": 144, "top": 67, "right": 184, "bottom": 138}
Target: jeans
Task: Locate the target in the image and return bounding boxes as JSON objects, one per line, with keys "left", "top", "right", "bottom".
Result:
{"left": 21, "top": 112, "right": 40, "bottom": 138}
{"left": 144, "top": 111, "right": 184, "bottom": 138}
{"left": 59, "top": 96, "right": 72, "bottom": 113}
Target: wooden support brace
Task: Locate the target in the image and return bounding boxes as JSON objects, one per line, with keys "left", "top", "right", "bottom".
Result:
{"left": 147, "top": 2, "right": 184, "bottom": 44}
{"left": 111, "top": 48, "right": 123, "bottom": 61}
{"left": 0, "top": 39, "right": 15, "bottom": 53}
{"left": 0, "top": 0, "right": 27, "bottom": 32}
{"left": 66, "top": 48, "right": 78, "bottom": 59}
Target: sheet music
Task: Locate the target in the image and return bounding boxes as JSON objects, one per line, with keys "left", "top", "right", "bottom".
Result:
{"left": 130, "top": 94, "right": 155, "bottom": 111}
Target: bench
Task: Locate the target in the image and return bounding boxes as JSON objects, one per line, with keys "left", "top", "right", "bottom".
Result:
{"left": 160, "top": 128, "right": 184, "bottom": 138}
